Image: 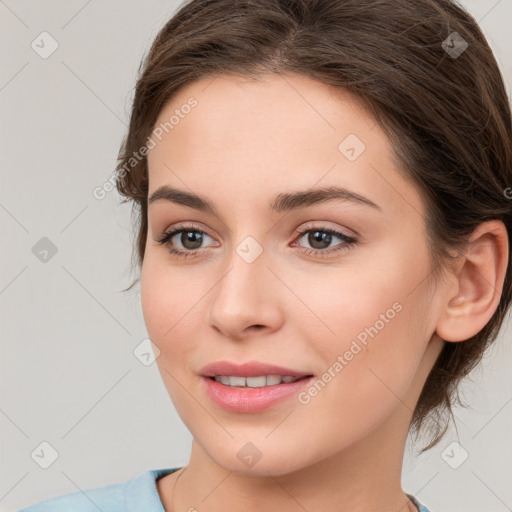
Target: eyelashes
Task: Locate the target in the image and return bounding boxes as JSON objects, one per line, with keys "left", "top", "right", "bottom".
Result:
{"left": 154, "top": 223, "right": 358, "bottom": 260}
{"left": 292, "top": 225, "right": 357, "bottom": 258}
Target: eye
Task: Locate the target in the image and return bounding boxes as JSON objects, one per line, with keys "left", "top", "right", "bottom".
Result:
{"left": 154, "top": 223, "right": 217, "bottom": 259}
{"left": 292, "top": 225, "right": 357, "bottom": 257}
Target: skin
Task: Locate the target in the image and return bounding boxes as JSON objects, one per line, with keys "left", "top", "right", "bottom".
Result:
{"left": 141, "top": 73, "right": 508, "bottom": 512}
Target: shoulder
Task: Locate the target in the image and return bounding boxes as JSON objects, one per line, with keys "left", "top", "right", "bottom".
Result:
{"left": 17, "top": 480, "right": 126, "bottom": 512}
{"left": 17, "top": 468, "right": 180, "bottom": 512}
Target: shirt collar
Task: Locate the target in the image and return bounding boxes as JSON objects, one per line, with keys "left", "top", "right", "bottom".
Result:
{"left": 125, "top": 467, "right": 181, "bottom": 512}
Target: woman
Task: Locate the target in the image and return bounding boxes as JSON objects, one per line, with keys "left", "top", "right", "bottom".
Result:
{"left": 19, "top": 0, "right": 511, "bottom": 511}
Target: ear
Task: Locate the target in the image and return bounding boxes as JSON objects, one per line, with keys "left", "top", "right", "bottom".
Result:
{"left": 435, "top": 220, "right": 509, "bottom": 343}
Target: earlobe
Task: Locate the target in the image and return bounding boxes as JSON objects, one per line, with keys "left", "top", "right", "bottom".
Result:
{"left": 435, "top": 220, "right": 509, "bottom": 343}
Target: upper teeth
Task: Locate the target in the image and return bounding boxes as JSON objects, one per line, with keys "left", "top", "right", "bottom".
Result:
{"left": 213, "top": 375, "right": 303, "bottom": 387}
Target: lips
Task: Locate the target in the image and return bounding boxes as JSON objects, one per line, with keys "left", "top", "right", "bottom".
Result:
{"left": 199, "top": 360, "right": 313, "bottom": 378}
{"left": 201, "top": 367, "right": 315, "bottom": 413}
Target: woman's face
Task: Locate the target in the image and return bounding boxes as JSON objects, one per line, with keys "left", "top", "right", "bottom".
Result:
{"left": 142, "top": 73, "right": 446, "bottom": 475}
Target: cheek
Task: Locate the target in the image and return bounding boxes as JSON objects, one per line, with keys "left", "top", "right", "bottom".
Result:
{"left": 298, "top": 238, "right": 431, "bottom": 406}
{"left": 140, "top": 256, "right": 203, "bottom": 410}
{"left": 294, "top": 301, "right": 427, "bottom": 445}
{"left": 141, "top": 256, "right": 168, "bottom": 339}
{"left": 141, "top": 254, "right": 189, "bottom": 345}
{"left": 141, "top": 253, "right": 211, "bottom": 368}
{"left": 298, "top": 238, "right": 427, "bottom": 345}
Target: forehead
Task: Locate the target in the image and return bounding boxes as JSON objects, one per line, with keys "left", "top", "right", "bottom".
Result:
{"left": 150, "top": 72, "right": 375, "bottom": 153}
{"left": 146, "top": 73, "right": 425, "bottom": 220}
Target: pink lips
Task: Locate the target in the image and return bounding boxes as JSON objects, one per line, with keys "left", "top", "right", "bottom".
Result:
{"left": 199, "top": 360, "right": 314, "bottom": 413}
{"left": 200, "top": 360, "right": 311, "bottom": 378}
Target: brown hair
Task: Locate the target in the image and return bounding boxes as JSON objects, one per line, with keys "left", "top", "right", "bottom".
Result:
{"left": 115, "top": 0, "right": 512, "bottom": 452}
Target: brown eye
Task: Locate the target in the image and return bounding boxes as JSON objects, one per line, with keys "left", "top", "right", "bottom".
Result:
{"left": 304, "top": 230, "right": 334, "bottom": 250}
{"left": 154, "top": 224, "right": 217, "bottom": 258}
{"left": 175, "top": 230, "right": 204, "bottom": 250}
{"left": 293, "top": 226, "right": 357, "bottom": 257}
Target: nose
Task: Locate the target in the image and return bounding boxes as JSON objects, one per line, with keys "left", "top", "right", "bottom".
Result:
{"left": 207, "top": 244, "right": 283, "bottom": 341}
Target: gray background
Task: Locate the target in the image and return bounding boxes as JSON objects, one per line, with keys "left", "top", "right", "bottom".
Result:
{"left": 1, "top": 1, "right": 511, "bottom": 511}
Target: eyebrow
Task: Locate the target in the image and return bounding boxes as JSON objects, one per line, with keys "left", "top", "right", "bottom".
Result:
{"left": 148, "top": 185, "right": 382, "bottom": 214}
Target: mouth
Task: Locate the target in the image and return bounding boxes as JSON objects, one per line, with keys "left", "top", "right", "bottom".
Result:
{"left": 200, "top": 366, "right": 315, "bottom": 413}
{"left": 200, "top": 360, "right": 314, "bottom": 381}
{"left": 199, "top": 361, "right": 315, "bottom": 412}
{"left": 206, "top": 374, "right": 313, "bottom": 388}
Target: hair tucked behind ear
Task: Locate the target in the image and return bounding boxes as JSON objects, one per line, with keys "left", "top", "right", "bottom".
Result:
{"left": 114, "top": 0, "right": 512, "bottom": 452}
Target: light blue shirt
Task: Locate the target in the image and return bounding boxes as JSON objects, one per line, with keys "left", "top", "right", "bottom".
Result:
{"left": 18, "top": 467, "right": 431, "bottom": 512}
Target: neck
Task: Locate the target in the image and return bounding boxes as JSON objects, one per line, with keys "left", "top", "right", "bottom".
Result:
{"left": 168, "top": 412, "right": 418, "bottom": 512}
